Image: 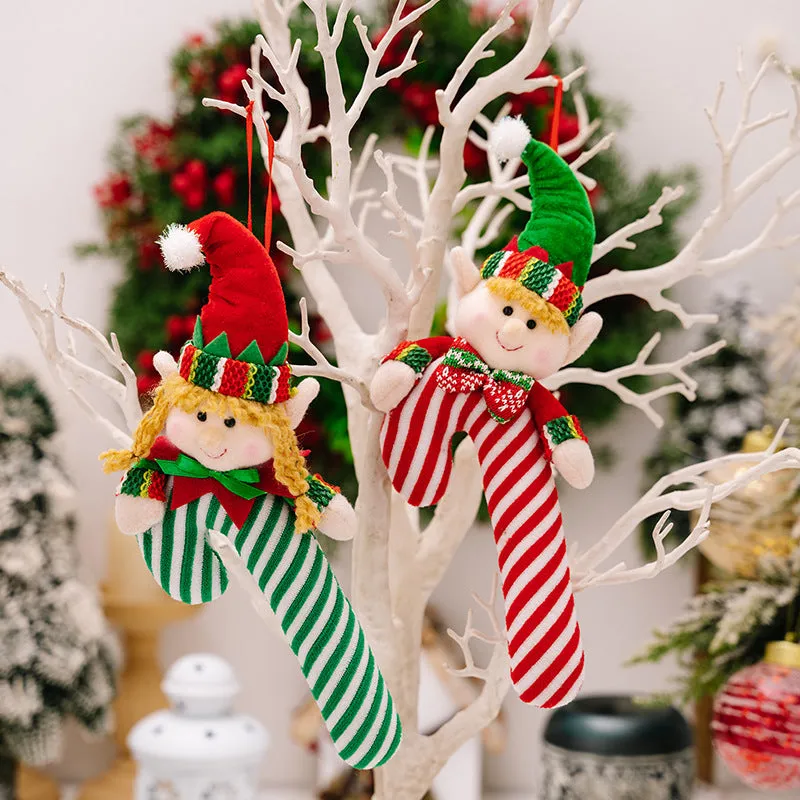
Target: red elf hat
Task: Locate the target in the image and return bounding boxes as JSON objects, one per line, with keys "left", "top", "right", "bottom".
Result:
{"left": 157, "top": 211, "right": 291, "bottom": 405}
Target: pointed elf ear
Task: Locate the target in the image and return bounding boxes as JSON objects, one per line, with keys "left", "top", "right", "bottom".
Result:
{"left": 565, "top": 311, "right": 603, "bottom": 364}
{"left": 284, "top": 378, "right": 320, "bottom": 429}
{"left": 153, "top": 350, "right": 179, "bottom": 379}
{"left": 451, "top": 247, "right": 481, "bottom": 298}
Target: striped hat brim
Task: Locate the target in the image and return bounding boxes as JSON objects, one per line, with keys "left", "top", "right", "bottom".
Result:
{"left": 178, "top": 343, "right": 292, "bottom": 405}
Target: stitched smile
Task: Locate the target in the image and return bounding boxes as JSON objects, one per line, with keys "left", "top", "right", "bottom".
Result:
{"left": 200, "top": 447, "right": 228, "bottom": 460}
{"left": 496, "top": 332, "right": 523, "bottom": 352}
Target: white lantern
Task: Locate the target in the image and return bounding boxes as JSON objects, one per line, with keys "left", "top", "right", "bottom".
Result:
{"left": 128, "top": 653, "right": 269, "bottom": 800}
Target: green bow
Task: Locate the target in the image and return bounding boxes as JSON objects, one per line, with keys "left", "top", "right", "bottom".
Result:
{"left": 139, "top": 453, "right": 267, "bottom": 500}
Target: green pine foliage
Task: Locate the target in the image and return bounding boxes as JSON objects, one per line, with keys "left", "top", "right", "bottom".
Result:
{"left": 0, "top": 361, "right": 120, "bottom": 768}
{"left": 629, "top": 547, "right": 800, "bottom": 706}
{"left": 82, "top": 2, "right": 697, "bottom": 492}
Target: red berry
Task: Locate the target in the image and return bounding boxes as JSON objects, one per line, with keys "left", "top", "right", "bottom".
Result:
{"left": 94, "top": 173, "right": 132, "bottom": 208}
{"left": 217, "top": 64, "right": 249, "bottom": 104}
{"left": 136, "top": 350, "right": 156, "bottom": 372}
{"left": 184, "top": 188, "right": 205, "bottom": 210}
{"left": 185, "top": 33, "right": 205, "bottom": 48}
{"left": 183, "top": 159, "right": 207, "bottom": 184}
{"left": 212, "top": 168, "right": 236, "bottom": 206}
{"left": 166, "top": 315, "right": 186, "bottom": 342}
{"left": 137, "top": 240, "right": 161, "bottom": 271}
{"left": 170, "top": 172, "right": 190, "bottom": 196}
{"left": 402, "top": 82, "right": 439, "bottom": 127}
{"left": 463, "top": 139, "right": 486, "bottom": 175}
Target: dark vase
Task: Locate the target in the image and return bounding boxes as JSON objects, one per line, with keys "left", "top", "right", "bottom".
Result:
{"left": 0, "top": 753, "right": 16, "bottom": 800}
{"left": 541, "top": 695, "right": 694, "bottom": 800}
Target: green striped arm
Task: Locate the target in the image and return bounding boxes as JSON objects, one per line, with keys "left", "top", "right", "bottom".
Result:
{"left": 136, "top": 493, "right": 402, "bottom": 769}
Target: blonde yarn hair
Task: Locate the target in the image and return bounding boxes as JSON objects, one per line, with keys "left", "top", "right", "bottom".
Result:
{"left": 101, "top": 375, "right": 321, "bottom": 534}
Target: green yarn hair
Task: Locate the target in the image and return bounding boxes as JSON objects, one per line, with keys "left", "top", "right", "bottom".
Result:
{"left": 518, "top": 139, "right": 595, "bottom": 288}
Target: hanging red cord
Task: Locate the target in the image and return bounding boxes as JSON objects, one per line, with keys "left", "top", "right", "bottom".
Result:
{"left": 245, "top": 101, "right": 255, "bottom": 233}
{"left": 245, "top": 100, "right": 276, "bottom": 250}
{"left": 549, "top": 75, "right": 564, "bottom": 152}
{"left": 263, "top": 127, "right": 275, "bottom": 251}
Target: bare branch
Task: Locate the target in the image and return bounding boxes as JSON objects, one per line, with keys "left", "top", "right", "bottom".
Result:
{"left": 417, "top": 438, "right": 484, "bottom": 595}
{"left": 547, "top": 334, "right": 726, "bottom": 427}
{"left": 584, "top": 57, "right": 800, "bottom": 326}
{"left": 572, "top": 431, "right": 800, "bottom": 581}
{"left": 593, "top": 186, "right": 686, "bottom": 262}
{"left": 288, "top": 298, "right": 371, "bottom": 405}
{"left": 0, "top": 269, "right": 136, "bottom": 446}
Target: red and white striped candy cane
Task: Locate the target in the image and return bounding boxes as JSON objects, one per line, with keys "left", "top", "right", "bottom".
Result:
{"left": 380, "top": 357, "right": 584, "bottom": 708}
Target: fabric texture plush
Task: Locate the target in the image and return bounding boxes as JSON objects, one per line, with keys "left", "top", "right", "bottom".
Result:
{"left": 135, "top": 489, "right": 401, "bottom": 769}
{"left": 517, "top": 138, "right": 595, "bottom": 286}
{"left": 378, "top": 337, "right": 586, "bottom": 707}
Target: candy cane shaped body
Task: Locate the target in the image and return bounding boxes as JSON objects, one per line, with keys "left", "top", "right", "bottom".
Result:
{"left": 381, "top": 358, "right": 585, "bottom": 708}
{"left": 137, "top": 492, "right": 401, "bottom": 768}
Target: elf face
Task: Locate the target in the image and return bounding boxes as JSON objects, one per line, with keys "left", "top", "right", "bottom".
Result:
{"left": 453, "top": 283, "right": 570, "bottom": 379}
{"left": 165, "top": 406, "right": 273, "bottom": 471}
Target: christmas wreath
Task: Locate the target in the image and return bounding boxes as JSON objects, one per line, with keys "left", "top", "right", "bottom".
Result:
{"left": 80, "top": 1, "right": 697, "bottom": 492}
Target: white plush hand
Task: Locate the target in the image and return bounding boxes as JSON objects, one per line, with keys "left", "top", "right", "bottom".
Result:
{"left": 317, "top": 494, "right": 356, "bottom": 541}
{"left": 551, "top": 439, "right": 595, "bottom": 490}
{"left": 115, "top": 494, "right": 166, "bottom": 536}
{"left": 370, "top": 361, "right": 417, "bottom": 412}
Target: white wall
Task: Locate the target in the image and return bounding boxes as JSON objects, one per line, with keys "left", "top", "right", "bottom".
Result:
{"left": 1, "top": 0, "right": 798, "bottom": 793}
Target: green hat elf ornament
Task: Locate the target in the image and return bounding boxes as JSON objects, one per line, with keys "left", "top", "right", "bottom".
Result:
{"left": 101, "top": 207, "right": 403, "bottom": 768}
{"left": 370, "top": 109, "right": 603, "bottom": 709}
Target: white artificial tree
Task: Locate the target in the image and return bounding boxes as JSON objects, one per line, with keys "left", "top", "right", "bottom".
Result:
{"left": 2, "top": 2, "right": 800, "bottom": 798}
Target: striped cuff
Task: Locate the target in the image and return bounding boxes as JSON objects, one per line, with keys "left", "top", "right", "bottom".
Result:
{"left": 118, "top": 463, "right": 168, "bottom": 501}
{"left": 305, "top": 473, "right": 339, "bottom": 512}
{"left": 382, "top": 341, "right": 432, "bottom": 375}
{"left": 542, "top": 415, "right": 586, "bottom": 457}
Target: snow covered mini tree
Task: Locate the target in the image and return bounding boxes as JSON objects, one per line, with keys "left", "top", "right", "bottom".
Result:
{"left": 2, "top": 2, "right": 800, "bottom": 798}
{"left": 0, "top": 361, "right": 119, "bottom": 800}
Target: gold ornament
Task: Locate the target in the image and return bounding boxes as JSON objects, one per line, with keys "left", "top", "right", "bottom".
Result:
{"left": 699, "top": 429, "right": 798, "bottom": 577}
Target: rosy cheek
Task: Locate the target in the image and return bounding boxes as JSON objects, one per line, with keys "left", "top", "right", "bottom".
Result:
{"left": 166, "top": 417, "right": 194, "bottom": 445}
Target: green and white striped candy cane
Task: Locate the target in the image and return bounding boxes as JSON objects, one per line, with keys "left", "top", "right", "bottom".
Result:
{"left": 136, "top": 492, "right": 402, "bottom": 769}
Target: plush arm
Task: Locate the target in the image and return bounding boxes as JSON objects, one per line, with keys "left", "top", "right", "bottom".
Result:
{"left": 371, "top": 336, "right": 454, "bottom": 412}
{"left": 529, "top": 382, "right": 587, "bottom": 457}
{"left": 380, "top": 336, "right": 455, "bottom": 374}
{"left": 305, "top": 474, "right": 355, "bottom": 542}
{"left": 117, "top": 460, "right": 168, "bottom": 501}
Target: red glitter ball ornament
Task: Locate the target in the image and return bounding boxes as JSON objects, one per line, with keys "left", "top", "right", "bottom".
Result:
{"left": 712, "top": 640, "right": 800, "bottom": 791}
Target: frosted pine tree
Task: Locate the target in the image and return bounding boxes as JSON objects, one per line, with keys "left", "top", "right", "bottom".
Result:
{"left": 644, "top": 296, "right": 769, "bottom": 549}
{"left": 0, "top": 361, "right": 120, "bottom": 800}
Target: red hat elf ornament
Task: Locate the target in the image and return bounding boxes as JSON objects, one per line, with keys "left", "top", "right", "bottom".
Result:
{"left": 100, "top": 209, "right": 402, "bottom": 769}
{"left": 370, "top": 110, "right": 603, "bottom": 709}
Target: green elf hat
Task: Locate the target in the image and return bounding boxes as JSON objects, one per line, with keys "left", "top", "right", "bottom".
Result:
{"left": 481, "top": 116, "right": 596, "bottom": 333}
{"left": 157, "top": 211, "right": 292, "bottom": 405}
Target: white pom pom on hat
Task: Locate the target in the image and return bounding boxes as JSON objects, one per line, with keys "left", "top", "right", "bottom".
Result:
{"left": 488, "top": 116, "right": 532, "bottom": 163}
{"left": 157, "top": 223, "right": 204, "bottom": 272}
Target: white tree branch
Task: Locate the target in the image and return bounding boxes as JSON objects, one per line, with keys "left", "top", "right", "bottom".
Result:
{"left": 0, "top": 269, "right": 137, "bottom": 446}
{"left": 583, "top": 55, "right": 800, "bottom": 327}
{"left": 547, "top": 333, "right": 726, "bottom": 427}
{"left": 288, "top": 298, "right": 371, "bottom": 405}
{"left": 572, "top": 425, "right": 800, "bottom": 583}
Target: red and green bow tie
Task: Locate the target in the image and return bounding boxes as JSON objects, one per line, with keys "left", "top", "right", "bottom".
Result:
{"left": 433, "top": 337, "right": 534, "bottom": 423}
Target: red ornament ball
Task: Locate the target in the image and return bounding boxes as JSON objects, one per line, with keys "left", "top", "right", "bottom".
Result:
{"left": 712, "top": 641, "right": 800, "bottom": 791}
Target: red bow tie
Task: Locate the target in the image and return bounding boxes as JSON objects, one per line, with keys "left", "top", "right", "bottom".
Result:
{"left": 432, "top": 338, "right": 535, "bottom": 423}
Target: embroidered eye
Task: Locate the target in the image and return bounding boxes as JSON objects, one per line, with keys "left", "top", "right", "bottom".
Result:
{"left": 196, "top": 411, "right": 207, "bottom": 422}
{"left": 224, "top": 417, "right": 236, "bottom": 428}
{"left": 526, "top": 319, "right": 537, "bottom": 330}
{"left": 502, "top": 306, "right": 513, "bottom": 316}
